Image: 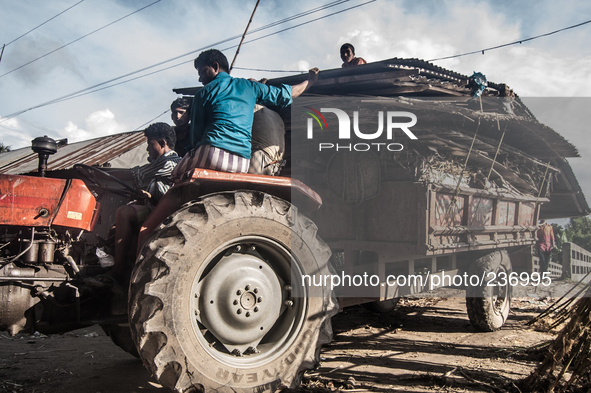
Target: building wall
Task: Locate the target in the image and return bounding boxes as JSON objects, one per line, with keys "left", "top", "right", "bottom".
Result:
{"left": 562, "top": 242, "right": 591, "bottom": 284}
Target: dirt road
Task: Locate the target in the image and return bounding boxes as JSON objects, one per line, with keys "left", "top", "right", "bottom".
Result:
{"left": 0, "top": 288, "right": 560, "bottom": 393}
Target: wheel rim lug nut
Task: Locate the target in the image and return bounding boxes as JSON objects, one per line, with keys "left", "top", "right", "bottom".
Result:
{"left": 235, "top": 245, "right": 242, "bottom": 251}
{"left": 253, "top": 288, "right": 258, "bottom": 294}
{"left": 245, "top": 285, "right": 251, "bottom": 291}
{"left": 250, "top": 245, "right": 256, "bottom": 251}
{"left": 246, "top": 312, "right": 251, "bottom": 317}
{"left": 237, "top": 309, "right": 242, "bottom": 314}
{"left": 285, "top": 300, "right": 294, "bottom": 307}
{"left": 233, "top": 300, "right": 238, "bottom": 305}
{"left": 257, "top": 297, "right": 263, "bottom": 303}
{"left": 254, "top": 307, "right": 259, "bottom": 312}
{"left": 236, "top": 290, "right": 242, "bottom": 295}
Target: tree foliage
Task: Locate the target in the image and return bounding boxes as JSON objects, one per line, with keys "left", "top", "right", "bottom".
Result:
{"left": 564, "top": 216, "right": 591, "bottom": 252}
{"left": 552, "top": 223, "right": 566, "bottom": 253}
{"left": 0, "top": 143, "right": 10, "bottom": 153}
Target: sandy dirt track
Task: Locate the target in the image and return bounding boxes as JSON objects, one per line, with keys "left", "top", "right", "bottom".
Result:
{"left": 0, "top": 284, "right": 566, "bottom": 393}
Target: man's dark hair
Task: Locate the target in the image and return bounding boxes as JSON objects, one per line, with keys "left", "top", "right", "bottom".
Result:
{"left": 194, "top": 49, "right": 229, "bottom": 73}
{"left": 144, "top": 122, "right": 176, "bottom": 150}
{"left": 170, "top": 96, "right": 193, "bottom": 111}
{"left": 340, "top": 43, "right": 355, "bottom": 55}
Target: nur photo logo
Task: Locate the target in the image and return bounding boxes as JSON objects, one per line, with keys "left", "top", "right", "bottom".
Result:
{"left": 304, "top": 107, "right": 418, "bottom": 152}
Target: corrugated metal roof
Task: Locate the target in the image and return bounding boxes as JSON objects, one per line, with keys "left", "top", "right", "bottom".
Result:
{"left": 0, "top": 131, "right": 146, "bottom": 175}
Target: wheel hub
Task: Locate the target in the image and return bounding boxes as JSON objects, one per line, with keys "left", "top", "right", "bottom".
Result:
{"left": 194, "top": 247, "right": 285, "bottom": 354}
{"left": 240, "top": 291, "right": 256, "bottom": 310}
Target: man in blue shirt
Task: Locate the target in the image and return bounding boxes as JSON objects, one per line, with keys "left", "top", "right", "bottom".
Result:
{"left": 172, "top": 49, "right": 318, "bottom": 179}
{"left": 143, "top": 50, "right": 318, "bottom": 250}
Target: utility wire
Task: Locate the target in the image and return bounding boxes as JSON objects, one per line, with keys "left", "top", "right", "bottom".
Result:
{"left": 4, "top": 0, "right": 86, "bottom": 47}
{"left": 1, "top": 0, "right": 366, "bottom": 121}
{"left": 222, "top": 0, "right": 376, "bottom": 50}
{"left": 427, "top": 18, "right": 591, "bottom": 62}
{"left": 248, "top": 0, "right": 349, "bottom": 33}
{"left": 134, "top": 109, "right": 170, "bottom": 131}
{"left": 2, "top": 1, "right": 352, "bottom": 119}
{"left": 0, "top": 0, "right": 162, "bottom": 79}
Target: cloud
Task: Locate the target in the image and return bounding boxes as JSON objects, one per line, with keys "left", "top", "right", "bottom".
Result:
{"left": 62, "top": 109, "right": 127, "bottom": 143}
{"left": 297, "top": 60, "right": 310, "bottom": 71}
{"left": 0, "top": 115, "right": 57, "bottom": 150}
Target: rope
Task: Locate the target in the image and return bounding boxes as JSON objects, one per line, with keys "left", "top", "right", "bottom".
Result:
{"left": 483, "top": 120, "right": 507, "bottom": 189}
{"left": 445, "top": 119, "right": 480, "bottom": 219}
{"left": 536, "top": 159, "right": 552, "bottom": 201}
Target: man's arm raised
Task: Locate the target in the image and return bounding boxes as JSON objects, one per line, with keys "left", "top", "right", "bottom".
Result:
{"left": 291, "top": 68, "right": 319, "bottom": 98}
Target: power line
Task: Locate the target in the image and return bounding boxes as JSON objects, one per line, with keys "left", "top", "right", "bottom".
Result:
{"left": 2, "top": 1, "right": 351, "bottom": 117}
{"left": 0, "top": 0, "right": 162, "bottom": 79}
{"left": 4, "top": 0, "right": 86, "bottom": 47}
{"left": 134, "top": 109, "right": 170, "bottom": 131}
{"left": 1, "top": 0, "right": 364, "bottom": 121}
{"left": 427, "top": 18, "right": 591, "bottom": 62}
{"left": 223, "top": 0, "right": 377, "bottom": 50}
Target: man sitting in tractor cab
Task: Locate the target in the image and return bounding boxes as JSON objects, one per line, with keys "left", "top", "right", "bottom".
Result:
{"left": 102, "top": 123, "right": 181, "bottom": 284}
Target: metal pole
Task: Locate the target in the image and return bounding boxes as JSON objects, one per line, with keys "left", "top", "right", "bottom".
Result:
{"left": 229, "top": 0, "right": 261, "bottom": 74}
{"left": 0, "top": 44, "right": 5, "bottom": 65}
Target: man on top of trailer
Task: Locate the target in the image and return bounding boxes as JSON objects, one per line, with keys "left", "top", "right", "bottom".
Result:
{"left": 340, "top": 43, "right": 367, "bottom": 67}
{"left": 171, "top": 49, "right": 319, "bottom": 180}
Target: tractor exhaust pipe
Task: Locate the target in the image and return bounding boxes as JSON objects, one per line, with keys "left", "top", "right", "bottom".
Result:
{"left": 31, "top": 136, "right": 57, "bottom": 177}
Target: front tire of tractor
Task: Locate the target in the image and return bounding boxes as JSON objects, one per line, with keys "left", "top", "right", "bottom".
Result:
{"left": 465, "top": 250, "right": 512, "bottom": 332}
{"left": 129, "top": 191, "right": 337, "bottom": 392}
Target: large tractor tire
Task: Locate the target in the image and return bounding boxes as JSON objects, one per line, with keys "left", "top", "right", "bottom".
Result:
{"left": 129, "top": 191, "right": 338, "bottom": 392}
{"left": 465, "top": 250, "right": 512, "bottom": 332}
{"left": 101, "top": 323, "right": 140, "bottom": 358}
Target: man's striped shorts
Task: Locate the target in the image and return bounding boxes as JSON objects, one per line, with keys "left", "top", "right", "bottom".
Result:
{"left": 172, "top": 144, "right": 250, "bottom": 181}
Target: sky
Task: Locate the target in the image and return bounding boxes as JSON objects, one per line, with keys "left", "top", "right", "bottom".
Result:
{"left": 1, "top": 0, "right": 590, "bottom": 212}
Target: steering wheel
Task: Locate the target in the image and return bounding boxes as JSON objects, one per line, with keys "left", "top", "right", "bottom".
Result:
{"left": 74, "top": 164, "right": 138, "bottom": 198}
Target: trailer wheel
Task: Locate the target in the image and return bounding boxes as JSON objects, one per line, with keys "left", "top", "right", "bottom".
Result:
{"left": 362, "top": 298, "right": 400, "bottom": 313}
{"left": 101, "top": 324, "right": 139, "bottom": 358}
{"left": 465, "top": 250, "right": 512, "bottom": 332}
{"left": 129, "top": 191, "right": 337, "bottom": 392}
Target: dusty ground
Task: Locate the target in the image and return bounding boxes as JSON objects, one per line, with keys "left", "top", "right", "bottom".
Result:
{"left": 0, "top": 281, "right": 578, "bottom": 393}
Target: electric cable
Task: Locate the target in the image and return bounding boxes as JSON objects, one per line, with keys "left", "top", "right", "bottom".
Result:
{"left": 1, "top": 0, "right": 369, "bottom": 121}
{"left": 222, "top": 0, "right": 376, "bottom": 50}
{"left": 428, "top": 18, "right": 591, "bottom": 62}
{"left": 0, "top": 0, "right": 162, "bottom": 79}
{"left": 4, "top": 0, "right": 86, "bottom": 47}
{"left": 134, "top": 109, "right": 170, "bottom": 131}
